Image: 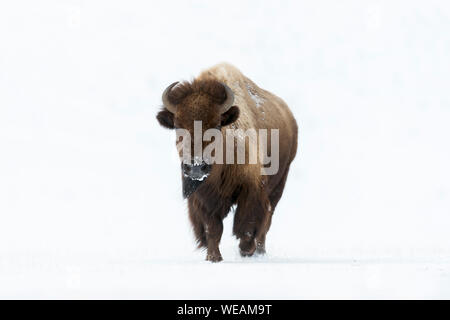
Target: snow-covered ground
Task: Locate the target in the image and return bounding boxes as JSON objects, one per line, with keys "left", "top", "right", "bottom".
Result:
{"left": 1, "top": 0, "right": 450, "bottom": 299}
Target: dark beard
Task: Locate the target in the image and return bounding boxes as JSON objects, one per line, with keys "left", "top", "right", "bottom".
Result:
{"left": 182, "top": 176, "right": 205, "bottom": 198}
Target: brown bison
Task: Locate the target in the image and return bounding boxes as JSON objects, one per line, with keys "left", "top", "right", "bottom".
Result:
{"left": 156, "top": 63, "right": 298, "bottom": 262}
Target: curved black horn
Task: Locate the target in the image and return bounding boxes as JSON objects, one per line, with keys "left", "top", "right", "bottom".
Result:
{"left": 219, "top": 83, "right": 235, "bottom": 114}
{"left": 162, "top": 82, "right": 179, "bottom": 113}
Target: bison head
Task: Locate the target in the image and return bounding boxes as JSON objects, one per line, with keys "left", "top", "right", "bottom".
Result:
{"left": 156, "top": 79, "right": 240, "bottom": 197}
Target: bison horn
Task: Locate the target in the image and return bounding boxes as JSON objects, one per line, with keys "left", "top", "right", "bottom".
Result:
{"left": 162, "top": 81, "right": 179, "bottom": 114}
{"left": 219, "top": 83, "right": 235, "bottom": 114}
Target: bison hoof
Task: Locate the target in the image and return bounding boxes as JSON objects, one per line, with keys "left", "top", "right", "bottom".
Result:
{"left": 255, "top": 248, "right": 266, "bottom": 255}
{"left": 255, "top": 241, "right": 266, "bottom": 255}
{"left": 206, "top": 254, "right": 223, "bottom": 262}
{"left": 256, "top": 248, "right": 266, "bottom": 255}
{"left": 239, "top": 249, "right": 255, "bottom": 257}
{"left": 239, "top": 239, "right": 256, "bottom": 257}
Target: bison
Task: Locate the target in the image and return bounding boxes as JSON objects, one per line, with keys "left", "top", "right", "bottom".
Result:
{"left": 156, "top": 63, "right": 298, "bottom": 262}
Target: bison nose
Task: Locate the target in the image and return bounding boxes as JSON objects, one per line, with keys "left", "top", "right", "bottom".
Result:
{"left": 182, "top": 161, "right": 211, "bottom": 181}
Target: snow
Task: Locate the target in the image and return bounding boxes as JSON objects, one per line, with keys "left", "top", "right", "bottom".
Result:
{"left": 247, "top": 83, "right": 265, "bottom": 108}
{"left": 1, "top": 0, "right": 450, "bottom": 299}
{"left": 184, "top": 173, "right": 209, "bottom": 181}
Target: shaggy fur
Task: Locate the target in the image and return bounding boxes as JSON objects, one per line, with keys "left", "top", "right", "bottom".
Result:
{"left": 157, "top": 63, "right": 298, "bottom": 262}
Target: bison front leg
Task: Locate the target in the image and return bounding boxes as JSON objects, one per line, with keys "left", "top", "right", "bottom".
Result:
{"left": 188, "top": 199, "right": 225, "bottom": 262}
{"left": 204, "top": 216, "right": 224, "bottom": 262}
{"left": 233, "top": 189, "right": 271, "bottom": 257}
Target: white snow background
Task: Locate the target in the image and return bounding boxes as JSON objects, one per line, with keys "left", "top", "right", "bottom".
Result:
{"left": 1, "top": 0, "right": 450, "bottom": 299}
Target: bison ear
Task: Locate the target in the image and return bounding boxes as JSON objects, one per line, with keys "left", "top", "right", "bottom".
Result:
{"left": 156, "top": 109, "right": 175, "bottom": 129}
{"left": 221, "top": 106, "right": 239, "bottom": 127}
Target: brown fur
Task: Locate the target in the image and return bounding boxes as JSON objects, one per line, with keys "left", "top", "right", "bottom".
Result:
{"left": 157, "top": 63, "right": 298, "bottom": 262}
